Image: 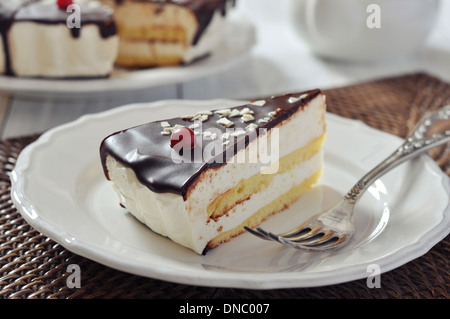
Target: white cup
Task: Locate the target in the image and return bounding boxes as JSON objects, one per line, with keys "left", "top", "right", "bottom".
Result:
{"left": 289, "top": 0, "right": 440, "bottom": 62}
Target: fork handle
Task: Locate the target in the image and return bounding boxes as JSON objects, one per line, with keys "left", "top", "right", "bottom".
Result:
{"left": 344, "top": 105, "right": 450, "bottom": 204}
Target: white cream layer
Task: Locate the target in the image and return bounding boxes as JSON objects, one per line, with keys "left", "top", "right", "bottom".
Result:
{"left": 106, "top": 151, "right": 322, "bottom": 254}
{"left": 8, "top": 22, "right": 118, "bottom": 77}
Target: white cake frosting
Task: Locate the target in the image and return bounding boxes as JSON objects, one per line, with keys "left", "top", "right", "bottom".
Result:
{"left": 9, "top": 22, "right": 118, "bottom": 78}
{"left": 0, "top": 0, "right": 118, "bottom": 78}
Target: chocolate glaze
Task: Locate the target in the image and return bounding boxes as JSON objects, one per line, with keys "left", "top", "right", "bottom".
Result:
{"left": 100, "top": 89, "right": 322, "bottom": 199}
{"left": 0, "top": 0, "right": 116, "bottom": 76}
{"left": 0, "top": 0, "right": 30, "bottom": 75}
{"left": 112, "top": 0, "right": 235, "bottom": 45}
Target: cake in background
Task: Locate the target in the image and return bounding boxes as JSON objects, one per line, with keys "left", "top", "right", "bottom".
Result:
{"left": 0, "top": 0, "right": 118, "bottom": 78}
{"left": 99, "top": 0, "right": 236, "bottom": 68}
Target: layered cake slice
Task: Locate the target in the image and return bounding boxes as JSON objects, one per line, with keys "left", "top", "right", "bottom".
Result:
{"left": 0, "top": 0, "right": 119, "bottom": 78}
{"left": 99, "top": 0, "right": 235, "bottom": 67}
{"left": 100, "top": 90, "right": 327, "bottom": 254}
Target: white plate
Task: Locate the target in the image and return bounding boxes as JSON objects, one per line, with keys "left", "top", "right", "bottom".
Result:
{"left": 11, "top": 99, "right": 450, "bottom": 289}
{"left": 0, "top": 20, "right": 255, "bottom": 96}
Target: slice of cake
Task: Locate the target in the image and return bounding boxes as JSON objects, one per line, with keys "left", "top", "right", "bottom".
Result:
{"left": 0, "top": 0, "right": 119, "bottom": 78}
{"left": 100, "top": 90, "right": 327, "bottom": 254}
{"left": 99, "top": 0, "right": 235, "bottom": 68}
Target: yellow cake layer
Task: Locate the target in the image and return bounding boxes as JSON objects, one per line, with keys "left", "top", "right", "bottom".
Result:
{"left": 119, "top": 26, "right": 189, "bottom": 44}
{"left": 207, "top": 133, "right": 326, "bottom": 220}
{"left": 206, "top": 168, "right": 323, "bottom": 250}
{"left": 115, "top": 40, "right": 185, "bottom": 67}
{"left": 100, "top": 0, "right": 197, "bottom": 42}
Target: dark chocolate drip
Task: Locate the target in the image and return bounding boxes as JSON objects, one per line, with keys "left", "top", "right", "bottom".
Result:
{"left": 185, "top": 0, "right": 235, "bottom": 45}
{"left": 100, "top": 89, "right": 321, "bottom": 199}
{"left": 0, "top": 0, "right": 35, "bottom": 75}
{"left": 71, "top": 26, "right": 81, "bottom": 38}
{"left": 0, "top": 17, "right": 13, "bottom": 75}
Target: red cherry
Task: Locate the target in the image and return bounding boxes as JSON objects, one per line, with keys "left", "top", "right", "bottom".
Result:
{"left": 170, "top": 127, "right": 196, "bottom": 150}
{"left": 57, "top": 0, "right": 74, "bottom": 10}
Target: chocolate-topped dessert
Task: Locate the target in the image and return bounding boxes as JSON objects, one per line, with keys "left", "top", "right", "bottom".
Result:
{"left": 100, "top": 90, "right": 327, "bottom": 254}
{"left": 0, "top": 0, "right": 119, "bottom": 78}
{"left": 99, "top": 0, "right": 236, "bottom": 67}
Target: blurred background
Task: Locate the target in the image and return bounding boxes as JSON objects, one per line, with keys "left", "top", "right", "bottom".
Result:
{"left": 1, "top": 0, "right": 449, "bottom": 138}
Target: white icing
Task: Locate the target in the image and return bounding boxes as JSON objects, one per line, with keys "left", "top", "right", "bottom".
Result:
{"left": 9, "top": 22, "right": 118, "bottom": 77}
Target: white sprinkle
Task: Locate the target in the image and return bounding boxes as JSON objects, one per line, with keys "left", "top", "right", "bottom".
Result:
{"left": 229, "top": 109, "right": 241, "bottom": 117}
{"left": 192, "top": 114, "right": 209, "bottom": 122}
{"left": 222, "top": 132, "right": 230, "bottom": 140}
{"left": 194, "top": 131, "right": 200, "bottom": 135}
{"left": 250, "top": 100, "right": 266, "bottom": 107}
{"left": 189, "top": 123, "right": 200, "bottom": 129}
{"left": 217, "top": 117, "right": 234, "bottom": 128}
{"left": 242, "top": 114, "right": 255, "bottom": 122}
{"left": 240, "top": 107, "right": 254, "bottom": 115}
{"left": 197, "top": 110, "right": 213, "bottom": 115}
{"left": 162, "top": 124, "right": 185, "bottom": 134}
{"left": 268, "top": 111, "right": 277, "bottom": 117}
{"left": 214, "top": 109, "right": 231, "bottom": 117}
{"left": 246, "top": 123, "right": 258, "bottom": 131}
{"left": 258, "top": 118, "right": 269, "bottom": 123}
{"left": 211, "top": 133, "right": 217, "bottom": 140}
{"left": 203, "top": 131, "right": 212, "bottom": 137}
{"left": 160, "top": 121, "right": 171, "bottom": 128}
{"left": 300, "top": 93, "right": 308, "bottom": 99}
{"left": 288, "top": 96, "right": 300, "bottom": 103}
{"left": 223, "top": 141, "right": 230, "bottom": 146}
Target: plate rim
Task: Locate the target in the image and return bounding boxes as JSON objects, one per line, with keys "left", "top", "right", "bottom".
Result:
{"left": 10, "top": 99, "right": 450, "bottom": 289}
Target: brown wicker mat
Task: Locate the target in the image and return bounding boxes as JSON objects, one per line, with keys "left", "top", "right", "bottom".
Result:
{"left": 1, "top": 73, "right": 449, "bottom": 299}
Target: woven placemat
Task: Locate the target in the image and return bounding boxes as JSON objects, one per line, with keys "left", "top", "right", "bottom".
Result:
{"left": 1, "top": 73, "right": 449, "bottom": 299}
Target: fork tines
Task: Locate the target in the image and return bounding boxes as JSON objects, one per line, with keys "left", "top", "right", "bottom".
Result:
{"left": 244, "top": 226, "right": 345, "bottom": 251}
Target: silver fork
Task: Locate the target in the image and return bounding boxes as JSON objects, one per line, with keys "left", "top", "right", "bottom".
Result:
{"left": 245, "top": 105, "right": 450, "bottom": 251}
